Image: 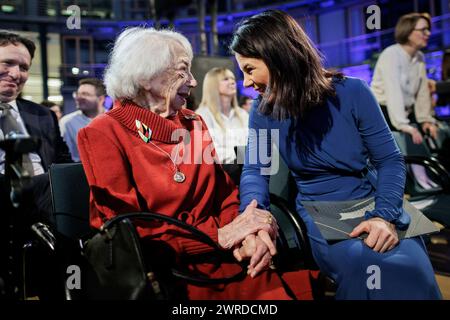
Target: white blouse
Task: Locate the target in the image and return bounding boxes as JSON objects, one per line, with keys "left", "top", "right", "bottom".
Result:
{"left": 371, "top": 44, "right": 435, "bottom": 131}
{"left": 196, "top": 106, "right": 249, "bottom": 164}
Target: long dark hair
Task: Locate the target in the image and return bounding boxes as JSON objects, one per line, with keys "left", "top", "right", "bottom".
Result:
{"left": 230, "top": 10, "right": 341, "bottom": 120}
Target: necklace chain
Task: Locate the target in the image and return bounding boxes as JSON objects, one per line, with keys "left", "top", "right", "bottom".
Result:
{"left": 148, "top": 140, "right": 185, "bottom": 183}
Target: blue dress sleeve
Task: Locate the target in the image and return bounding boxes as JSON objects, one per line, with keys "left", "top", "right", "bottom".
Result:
{"left": 355, "top": 79, "right": 410, "bottom": 229}
{"left": 239, "top": 104, "right": 272, "bottom": 212}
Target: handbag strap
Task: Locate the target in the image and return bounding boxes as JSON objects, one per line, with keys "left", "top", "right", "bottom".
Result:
{"left": 99, "top": 211, "right": 247, "bottom": 285}
{"left": 101, "top": 212, "right": 219, "bottom": 249}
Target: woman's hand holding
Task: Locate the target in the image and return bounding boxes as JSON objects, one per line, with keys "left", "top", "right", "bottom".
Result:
{"left": 232, "top": 231, "right": 275, "bottom": 278}
{"left": 218, "top": 199, "right": 278, "bottom": 250}
{"left": 349, "top": 217, "right": 399, "bottom": 253}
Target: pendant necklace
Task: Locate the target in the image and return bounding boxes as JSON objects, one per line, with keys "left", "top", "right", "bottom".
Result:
{"left": 149, "top": 140, "right": 185, "bottom": 183}
{"left": 135, "top": 119, "right": 185, "bottom": 183}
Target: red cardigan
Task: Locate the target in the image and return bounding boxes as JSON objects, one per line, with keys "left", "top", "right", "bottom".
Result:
{"left": 78, "top": 100, "right": 312, "bottom": 300}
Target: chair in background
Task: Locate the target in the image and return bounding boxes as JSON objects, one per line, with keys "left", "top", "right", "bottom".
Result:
{"left": 49, "top": 163, "right": 92, "bottom": 240}
{"left": 392, "top": 131, "right": 450, "bottom": 227}
{"left": 392, "top": 131, "right": 450, "bottom": 276}
{"left": 48, "top": 163, "right": 94, "bottom": 299}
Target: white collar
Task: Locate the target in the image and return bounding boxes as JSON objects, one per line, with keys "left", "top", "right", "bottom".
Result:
{"left": 221, "top": 108, "right": 236, "bottom": 120}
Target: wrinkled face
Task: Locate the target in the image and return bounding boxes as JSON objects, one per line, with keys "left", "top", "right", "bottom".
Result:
{"left": 74, "top": 84, "right": 102, "bottom": 112}
{"left": 408, "top": 18, "right": 430, "bottom": 49}
{"left": 235, "top": 53, "right": 270, "bottom": 95}
{"left": 0, "top": 43, "right": 31, "bottom": 103}
{"left": 144, "top": 41, "right": 197, "bottom": 114}
{"left": 218, "top": 70, "right": 236, "bottom": 97}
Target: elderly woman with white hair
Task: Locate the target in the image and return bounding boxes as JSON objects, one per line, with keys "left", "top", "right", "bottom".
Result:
{"left": 77, "top": 27, "right": 312, "bottom": 300}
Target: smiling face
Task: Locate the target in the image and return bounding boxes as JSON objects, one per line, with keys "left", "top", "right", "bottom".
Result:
{"left": 235, "top": 53, "right": 270, "bottom": 95}
{"left": 142, "top": 41, "right": 197, "bottom": 116}
{"left": 408, "top": 18, "right": 430, "bottom": 50}
{"left": 0, "top": 43, "right": 31, "bottom": 103}
{"left": 218, "top": 69, "right": 237, "bottom": 97}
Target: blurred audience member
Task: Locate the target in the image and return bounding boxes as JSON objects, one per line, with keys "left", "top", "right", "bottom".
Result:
{"left": 371, "top": 13, "right": 436, "bottom": 144}
{"left": 196, "top": 68, "right": 249, "bottom": 165}
{"left": 1, "top": 31, "right": 71, "bottom": 298}
{"left": 59, "top": 78, "right": 105, "bottom": 161}
{"left": 40, "top": 100, "right": 62, "bottom": 121}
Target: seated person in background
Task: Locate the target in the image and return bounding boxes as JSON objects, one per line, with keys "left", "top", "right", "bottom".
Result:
{"left": 231, "top": 9, "right": 441, "bottom": 299}
{"left": 371, "top": 13, "right": 440, "bottom": 145}
{"left": 78, "top": 27, "right": 312, "bottom": 300}
{"left": 40, "top": 100, "right": 63, "bottom": 121}
{"left": 196, "top": 68, "right": 249, "bottom": 184}
{"left": 59, "top": 78, "right": 105, "bottom": 162}
{"left": 0, "top": 31, "right": 72, "bottom": 225}
{"left": 239, "top": 95, "right": 253, "bottom": 113}
{"left": 0, "top": 30, "right": 72, "bottom": 298}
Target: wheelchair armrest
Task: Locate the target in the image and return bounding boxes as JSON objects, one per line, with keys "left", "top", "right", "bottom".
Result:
{"left": 403, "top": 155, "right": 450, "bottom": 193}
{"left": 269, "top": 193, "right": 317, "bottom": 270}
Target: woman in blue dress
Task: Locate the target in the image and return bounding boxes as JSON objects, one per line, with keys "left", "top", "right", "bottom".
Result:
{"left": 230, "top": 10, "right": 441, "bottom": 299}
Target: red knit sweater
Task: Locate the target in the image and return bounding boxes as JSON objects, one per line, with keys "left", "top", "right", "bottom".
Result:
{"left": 78, "top": 100, "right": 313, "bottom": 300}
{"left": 78, "top": 100, "right": 238, "bottom": 255}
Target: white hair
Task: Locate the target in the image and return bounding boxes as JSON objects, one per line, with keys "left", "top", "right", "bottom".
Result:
{"left": 104, "top": 27, "right": 193, "bottom": 100}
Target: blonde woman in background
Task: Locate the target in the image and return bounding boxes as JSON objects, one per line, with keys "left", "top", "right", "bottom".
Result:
{"left": 196, "top": 68, "right": 249, "bottom": 172}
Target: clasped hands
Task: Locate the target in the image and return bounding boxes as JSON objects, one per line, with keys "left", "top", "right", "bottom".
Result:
{"left": 218, "top": 199, "right": 278, "bottom": 278}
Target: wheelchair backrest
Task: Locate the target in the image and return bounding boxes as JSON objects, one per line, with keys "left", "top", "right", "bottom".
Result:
{"left": 49, "top": 163, "right": 91, "bottom": 240}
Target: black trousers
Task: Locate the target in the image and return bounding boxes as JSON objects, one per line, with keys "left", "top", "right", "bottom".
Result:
{"left": 0, "top": 172, "right": 53, "bottom": 299}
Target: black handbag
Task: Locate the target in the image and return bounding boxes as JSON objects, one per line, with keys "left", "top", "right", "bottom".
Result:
{"left": 83, "top": 212, "right": 246, "bottom": 300}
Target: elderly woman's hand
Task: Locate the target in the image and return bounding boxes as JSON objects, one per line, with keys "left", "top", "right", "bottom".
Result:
{"left": 218, "top": 199, "right": 278, "bottom": 250}
{"left": 232, "top": 231, "right": 275, "bottom": 278}
{"left": 349, "top": 217, "right": 399, "bottom": 253}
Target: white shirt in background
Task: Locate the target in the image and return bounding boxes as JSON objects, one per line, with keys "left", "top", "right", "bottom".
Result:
{"left": 371, "top": 44, "right": 435, "bottom": 131}
{"left": 196, "top": 106, "right": 249, "bottom": 164}
{"left": 59, "top": 110, "right": 93, "bottom": 162}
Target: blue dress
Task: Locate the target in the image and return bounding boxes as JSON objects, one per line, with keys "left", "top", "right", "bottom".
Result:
{"left": 239, "top": 77, "right": 441, "bottom": 299}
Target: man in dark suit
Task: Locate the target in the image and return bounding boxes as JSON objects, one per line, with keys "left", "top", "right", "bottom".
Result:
{"left": 0, "top": 30, "right": 72, "bottom": 298}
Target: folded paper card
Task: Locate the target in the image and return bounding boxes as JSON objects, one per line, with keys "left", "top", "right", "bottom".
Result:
{"left": 301, "top": 197, "right": 439, "bottom": 241}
